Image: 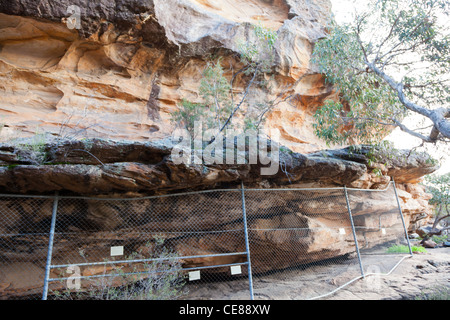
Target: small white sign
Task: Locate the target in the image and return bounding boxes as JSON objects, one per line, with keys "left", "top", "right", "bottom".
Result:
{"left": 110, "top": 246, "right": 124, "bottom": 257}
{"left": 189, "top": 270, "right": 201, "bottom": 281}
{"left": 381, "top": 228, "right": 386, "bottom": 235}
{"left": 230, "top": 265, "right": 242, "bottom": 275}
{"left": 339, "top": 228, "right": 346, "bottom": 235}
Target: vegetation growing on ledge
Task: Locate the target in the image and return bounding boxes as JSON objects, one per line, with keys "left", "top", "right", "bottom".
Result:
{"left": 387, "top": 244, "right": 427, "bottom": 254}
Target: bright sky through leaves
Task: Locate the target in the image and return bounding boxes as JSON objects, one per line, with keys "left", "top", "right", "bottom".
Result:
{"left": 329, "top": 0, "right": 449, "bottom": 174}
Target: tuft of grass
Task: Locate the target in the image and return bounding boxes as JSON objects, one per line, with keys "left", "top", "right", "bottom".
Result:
{"left": 431, "top": 234, "right": 448, "bottom": 245}
{"left": 415, "top": 285, "right": 450, "bottom": 300}
{"left": 386, "top": 245, "right": 427, "bottom": 254}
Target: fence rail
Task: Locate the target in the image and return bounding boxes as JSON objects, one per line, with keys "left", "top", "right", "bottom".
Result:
{"left": 0, "top": 181, "right": 413, "bottom": 300}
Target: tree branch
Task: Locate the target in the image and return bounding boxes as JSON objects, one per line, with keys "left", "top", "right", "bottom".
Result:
{"left": 255, "top": 92, "right": 296, "bottom": 128}
{"left": 355, "top": 16, "right": 369, "bottom": 63}
{"left": 391, "top": 118, "right": 435, "bottom": 142}
{"left": 208, "top": 64, "right": 260, "bottom": 144}
{"left": 366, "top": 62, "right": 450, "bottom": 141}
{"left": 375, "top": 11, "right": 403, "bottom": 62}
{"left": 375, "top": 12, "right": 432, "bottom": 65}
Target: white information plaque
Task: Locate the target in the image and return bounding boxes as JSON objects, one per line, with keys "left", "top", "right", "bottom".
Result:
{"left": 230, "top": 265, "right": 242, "bottom": 275}
{"left": 189, "top": 271, "right": 201, "bottom": 281}
{"left": 110, "top": 246, "right": 124, "bottom": 257}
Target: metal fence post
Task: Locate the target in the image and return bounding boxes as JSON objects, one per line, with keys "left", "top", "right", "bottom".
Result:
{"left": 343, "top": 186, "right": 365, "bottom": 278}
{"left": 42, "top": 192, "right": 59, "bottom": 300}
{"left": 392, "top": 181, "right": 413, "bottom": 256}
{"left": 241, "top": 181, "right": 254, "bottom": 300}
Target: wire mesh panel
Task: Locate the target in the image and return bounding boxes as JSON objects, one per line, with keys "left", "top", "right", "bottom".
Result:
{"left": 0, "top": 182, "right": 412, "bottom": 300}
{"left": 347, "top": 182, "right": 412, "bottom": 277}
{"left": 0, "top": 195, "right": 54, "bottom": 300}
{"left": 46, "top": 190, "right": 250, "bottom": 300}
{"left": 243, "top": 188, "right": 363, "bottom": 300}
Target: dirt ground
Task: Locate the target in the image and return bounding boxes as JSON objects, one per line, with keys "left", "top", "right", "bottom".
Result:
{"left": 184, "top": 246, "right": 449, "bottom": 300}
{"left": 326, "top": 247, "right": 449, "bottom": 300}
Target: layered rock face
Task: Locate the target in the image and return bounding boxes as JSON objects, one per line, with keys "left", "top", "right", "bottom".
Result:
{"left": 0, "top": 0, "right": 439, "bottom": 298}
{"left": 0, "top": 0, "right": 334, "bottom": 153}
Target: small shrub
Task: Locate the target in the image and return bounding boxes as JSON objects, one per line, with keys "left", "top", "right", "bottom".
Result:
{"left": 52, "top": 241, "right": 186, "bottom": 300}
{"left": 431, "top": 234, "right": 448, "bottom": 245}
{"left": 16, "top": 130, "right": 48, "bottom": 165}
{"left": 171, "top": 22, "right": 280, "bottom": 141}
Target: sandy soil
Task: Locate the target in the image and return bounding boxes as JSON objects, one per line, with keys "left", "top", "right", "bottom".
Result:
{"left": 183, "top": 246, "right": 449, "bottom": 300}
{"left": 326, "top": 247, "right": 449, "bottom": 300}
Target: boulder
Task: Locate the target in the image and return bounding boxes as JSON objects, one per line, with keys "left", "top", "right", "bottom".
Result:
{"left": 416, "top": 226, "right": 434, "bottom": 238}
{"left": 421, "top": 240, "right": 437, "bottom": 249}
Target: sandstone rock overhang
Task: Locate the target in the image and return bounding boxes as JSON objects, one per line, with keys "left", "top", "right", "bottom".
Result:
{"left": 0, "top": 0, "right": 335, "bottom": 154}
{"left": 0, "top": 137, "right": 439, "bottom": 195}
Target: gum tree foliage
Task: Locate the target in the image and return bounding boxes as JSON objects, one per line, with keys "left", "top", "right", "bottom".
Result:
{"left": 424, "top": 173, "right": 450, "bottom": 237}
{"left": 171, "top": 23, "right": 282, "bottom": 143}
{"left": 312, "top": 0, "right": 450, "bottom": 146}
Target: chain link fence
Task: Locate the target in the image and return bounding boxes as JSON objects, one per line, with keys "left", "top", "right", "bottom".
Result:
{"left": 348, "top": 183, "right": 413, "bottom": 277}
{"left": 244, "top": 183, "right": 412, "bottom": 300}
{"left": 244, "top": 187, "right": 362, "bottom": 300}
{"left": 0, "top": 182, "right": 412, "bottom": 300}
{"left": 0, "top": 195, "right": 54, "bottom": 299}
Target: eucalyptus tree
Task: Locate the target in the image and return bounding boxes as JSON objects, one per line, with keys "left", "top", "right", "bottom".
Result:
{"left": 424, "top": 173, "right": 450, "bottom": 239}
{"left": 312, "top": 0, "right": 450, "bottom": 146}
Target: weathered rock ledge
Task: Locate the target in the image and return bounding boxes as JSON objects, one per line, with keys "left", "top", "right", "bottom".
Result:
{"left": 0, "top": 138, "right": 438, "bottom": 236}
{"left": 0, "top": 137, "right": 438, "bottom": 195}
